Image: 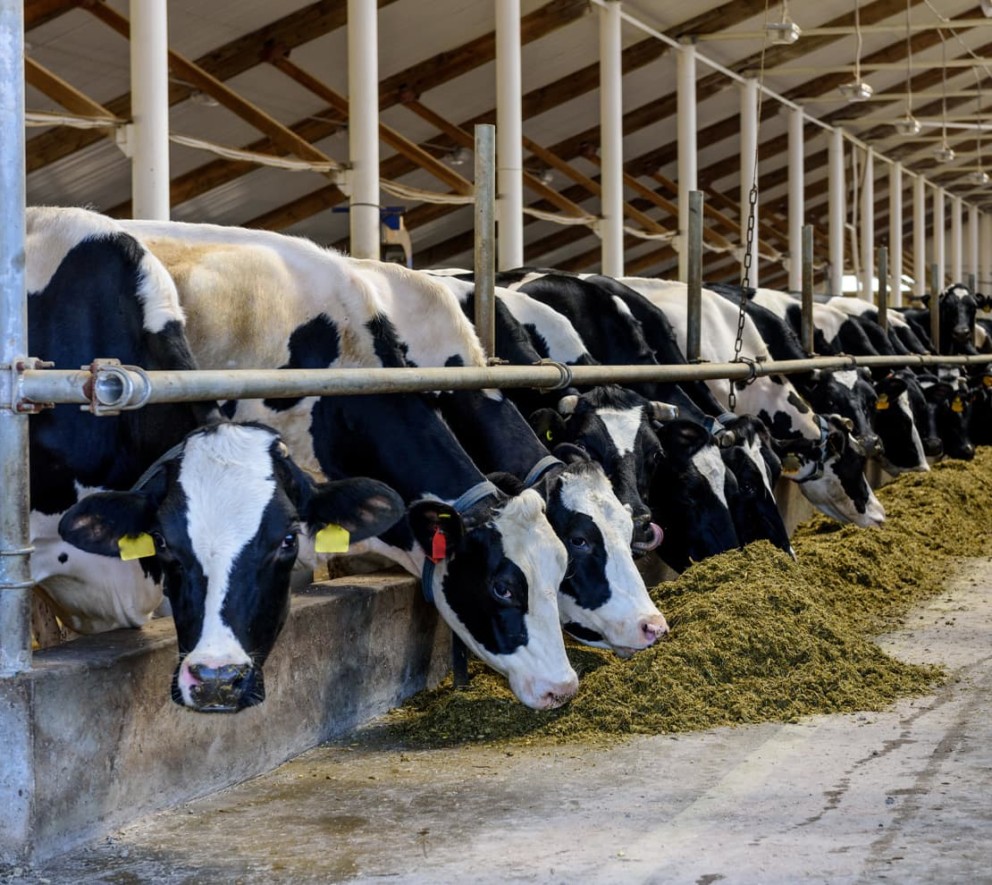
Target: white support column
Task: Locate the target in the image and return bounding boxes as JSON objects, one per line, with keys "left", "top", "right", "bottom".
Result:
{"left": 950, "top": 196, "right": 962, "bottom": 283}
{"left": 969, "top": 203, "right": 979, "bottom": 286}
{"left": 860, "top": 147, "right": 874, "bottom": 301}
{"left": 740, "top": 77, "right": 759, "bottom": 288}
{"left": 982, "top": 211, "right": 992, "bottom": 291}
{"left": 677, "top": 42, "right": 697, "bottom": 283}
{"left": 829, "top": 128, "right": 845, "bottom": 296}
{"left": 889, "top": 162, "right": 903, "bottom": 306}
{"left": 933, "top": 187, "right": 945, "bottom": 290}
{"left": 496, "top": 0, "right": 524, "bottom": 270}
{"left": 599, "top": 0, "right": 624, "bottom": 277}
{"left": 787, "top": 105, "right": 804, "bottom": 293}
{"left": 129, "top": 0, "right": 170, "bottom": 220}
{"left": 347, "top": 0, "right": 380, "bottom": 260}
{"left": 913, "top": 175, "right": 926, "bottom": 297}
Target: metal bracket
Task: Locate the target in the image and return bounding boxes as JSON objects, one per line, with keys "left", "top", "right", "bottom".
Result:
{"left": 115, "top": 123, "right": 134, "bottom": 158}
{"left": 2, "top": 357, "right": 55, "bottom": 414}
{"left": 82, "top": 359, "right": 152, "bottom": 416}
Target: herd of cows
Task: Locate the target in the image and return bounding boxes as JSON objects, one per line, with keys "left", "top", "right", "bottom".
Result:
{"left": 22, "top": 206, "right": 992, "bottom": 715}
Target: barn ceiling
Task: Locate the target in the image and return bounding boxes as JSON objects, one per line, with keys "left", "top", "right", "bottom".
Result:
{"left": 21, "top": 0, "right": 992, "bottom": 289}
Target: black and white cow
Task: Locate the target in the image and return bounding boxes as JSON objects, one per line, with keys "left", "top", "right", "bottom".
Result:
{"left": 124, "top": 220, "right": 580, "bottom": 709}
{"left": 901, "top": 284, "right": 979, "bottom": 356}
{"left": 27, "top": 207, "right": 405, "bottom": 712}
{"left": 620, "top": 278, "right": 884, "bottom": 528}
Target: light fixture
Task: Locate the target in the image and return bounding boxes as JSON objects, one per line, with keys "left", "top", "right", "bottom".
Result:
{"left": 838, "top": 0, "right": 872, "bottom": 102}
{"left": 971, "top": 68, "right": 988, "bottom": 185}
{"left": 934, "top": 143, "right": 956, "bottom": 163}
{"left": 839, "top": 80, "right": 874, "bottom": 102}
{"left": 766, "top": 0, "right": 801, "bottom": 44}
{"left": 537, "top": 167, "right": 554, "bottom": 185}
{"left": 934, "top": 30, "right": 955, "bottom": 164}
{"left": 895, "top": 114, "right": 922, "bottom": 136}
{"left": 968, "top": 169, "right": 990, "bottom": 185}
{"left": 445, "top": 146, "right": 471, "bottom": 166}
{"left": 190, "top": 90, "right": 219, "bottom": 108}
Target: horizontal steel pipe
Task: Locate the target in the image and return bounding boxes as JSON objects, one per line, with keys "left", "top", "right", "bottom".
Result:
{"left": 15, "top": 353, "right": 992, "bottom": 411}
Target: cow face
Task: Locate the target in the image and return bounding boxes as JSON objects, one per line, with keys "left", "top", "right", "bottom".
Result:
{"left": 922, "top": 376, "right": 975, "bottom": 461}
{"left": 529, "top": 385, "right": 670, "bottom": 554}
{"left": 940, "top": 284, "right": 978, "bottom": 353}
{"left": 871, "top": 373, "right": 930, "bottom": 474}
{"left": 650, "top": 420, "right": 740, "bottom": 572}
{"left": 717, "top": 415, "right": 792, "bottom": 556}
{"left": 408, "top": 490, "right": 578, "bottom": 711}
{"left": 59, "top": 423, "right": 405, "bottom": 713}
{"left": 969, "top": 372, "right": 992, "bottom": 446}
{"left": 538, "top": 451, "right": 668, "bottom": 656}
{"left": 803, "top": 368, "right": 882, "bottom": 459}
{"left": 793, "top": 416, "right": 885, "bottom": 527}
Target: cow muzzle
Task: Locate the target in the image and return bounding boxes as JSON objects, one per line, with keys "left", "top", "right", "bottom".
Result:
{"left": 174, "top": 661, "right": 261, "bottom": 713}
{"left": 631, "top": 521, "right": 664, "bottom": 554}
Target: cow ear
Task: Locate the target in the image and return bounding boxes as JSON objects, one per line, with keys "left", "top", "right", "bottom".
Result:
{"left": 408, "top": 501, "right": 465, "bottom": 561}
{"left": 529, "top": 408, "right": 567, "bottom": 447}
{"left": 827, "top": 430, "right": 847, "bottom": 456}
{"left": 837, "top": 416, "right": 855, "bottom": 433}
{"left": 649, "top": 401, "right": 679, "bottom": 422}
{"left": 58, "top": 491, "right": 158, "bottom": 558}
{"left": 878, "top": 375, "right": 907, "bottom": 398}
{"left": 305, "top": 477, "right": 406, "bottom": 544}
{"left": 920, "top": 293, "right": 931, "bottom": 307}
{"left": 556, "top": 394, "right": 579, "bottom": 416}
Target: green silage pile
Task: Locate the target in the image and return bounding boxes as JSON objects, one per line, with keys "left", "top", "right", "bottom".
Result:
{"left": 385, "top": 451, "right": 992, "bottom": 746}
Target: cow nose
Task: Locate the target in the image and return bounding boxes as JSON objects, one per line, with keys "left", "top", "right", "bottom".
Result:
{"left": 187, "top": 662, "right": 253, "bottom": 712}
{"left": 860, "top": 433, "right": 883, "bottom": 457}
{"left": 640, "top": 616, "right": 669, "bottom": 645}
{"left": 923, "top": 436, "right": 944, "bottom": 457}
{"left": 953, "top": 325, "right": 970, "bottom": 342}
{"left": 958, "top": 443, "right": 976, "bottom": 461}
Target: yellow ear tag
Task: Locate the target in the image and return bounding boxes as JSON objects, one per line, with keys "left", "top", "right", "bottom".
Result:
{"left": 315, "top": 524, "right": 350, "bottom": 554}
{"left": 875, "top": 394, "right": 890, "bottom": 411}
{"left": 984, "top": 376, "right": 992, "bottom": 388}
{"left": 545, "top": 429, "right": 553, "bottom": 442}
{"left": 118, "top": 533, "right": 156, "bottom": 561}
{"left": 951, "top": 397, "right": 964, "bottom": 413}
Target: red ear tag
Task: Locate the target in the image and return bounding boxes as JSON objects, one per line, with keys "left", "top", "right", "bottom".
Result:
{"left": 430, "top": 525, "right": 447, "bottom": 563}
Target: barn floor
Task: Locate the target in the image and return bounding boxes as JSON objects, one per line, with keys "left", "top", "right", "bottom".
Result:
{"left": 15, "top": 557, "right": 992, "bottom": 885}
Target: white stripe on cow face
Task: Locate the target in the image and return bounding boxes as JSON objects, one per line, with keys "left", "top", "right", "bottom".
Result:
{"left": 898, "top": 390, "right": 929, "bottom": 472}
{"left": 742, "top": 436, "right": 774, "bottom": 495}
{"left": 598, "top": 407, "right": 644, "bottom": 457}
{"left": 557, "top": 468, "right": 666, "bottom": 652}
{"left": 176, "top": 425, "right": 279, "bottom": 701}
{"left": 691, "top": 444, "right": 730, "bottom": 510}
{"left": 833, "top": 370, "right": 859, "bottom": 391}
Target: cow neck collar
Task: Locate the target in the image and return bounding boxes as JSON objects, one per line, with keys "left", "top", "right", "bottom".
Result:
{"left": 421, "top": 479, "right": 501, "bottom": 605}
{"left": 522, "top": 455, "right": 565, "bottom": 489}
{"left": 130, "top": 439, "right": 188, "bottom": 491}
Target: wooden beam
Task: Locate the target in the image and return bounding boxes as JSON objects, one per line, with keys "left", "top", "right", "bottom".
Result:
{"left": 25, "top": 0, "right": 79, "bottom": 30}
{"left": 23, "top": 56, "right": 120, "bottom": 142}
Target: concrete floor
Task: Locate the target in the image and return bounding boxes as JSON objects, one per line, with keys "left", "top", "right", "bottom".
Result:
{"left": 12, "top": 557, "right": 992, "bottom": 885}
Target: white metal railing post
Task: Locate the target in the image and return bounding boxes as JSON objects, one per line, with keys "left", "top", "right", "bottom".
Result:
{"left": 934, "top": 187, "right": 946, "bottom": 291}
{"left": 951, "top": 196, "right": 962, "bottom": 284}
{"left": 969, "top": 203, "right": 979, "bottom": 288}
{"left": 914, "top": 175, "right": 926, "bottom": 297}
{"left": 677, "top": 42, "right": 697, "bottom": 283}
{"left": 685, "top": 191, "right": 703, "bottom": 361}
{"left": 787, "top": 105, "right": 804, "bottom": 293}
{"left": 347, "top": 0, "right": 380, "bottom": 260}
{"left": 829, "top": 128, "right": 845, "bottom": 296}
{"left": 0, "top": 0, "right": 32, "bottom": 674}
{"left": 740, "top": 77, "right": 759, "bottom": 288}
{"left": 474, "top": 125, "right": 497, "bottom": 358}
{"left": 496, "top": 0, "right": 524, "bottom": 270}
{"left": 599, "top": 0, "right": 624, "bottom": 277}
{"left": 129, "top": 0, "right": 170, "bottom": 220}
{"left": 860, "top": 147, "right": 874, "bottom": 301}
{"left": 889, "top": 162, "right": 903, "bottom": 306}
{"left": 982, "top": 212, "right": 992, "bottom": 291}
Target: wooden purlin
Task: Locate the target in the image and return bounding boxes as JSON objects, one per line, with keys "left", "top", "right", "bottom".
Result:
{"left": 24, "top": 57, "right": 120, "bottom": 138}
{"left": 25, "top": 0, "right": 79, "bottom": 31}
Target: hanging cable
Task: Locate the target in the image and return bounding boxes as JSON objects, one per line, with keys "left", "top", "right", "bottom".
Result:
{"left": 935, "top": 31, "right": 956, "bottom": 162}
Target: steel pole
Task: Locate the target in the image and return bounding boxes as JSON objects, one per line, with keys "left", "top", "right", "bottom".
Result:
{"left": 685, "top": 191, "right": 703, "bottom": 361}
{"left": 969, "top": 203, "right": 979, "bottom": 288}
{"left": 495, "top": 0, "right": 523, "bottom": 269}
{"left": 599, "top": 0, "right": 624, "bottom": 277}
{"left": 951, "top": 196, "right": 962, "bottom": 284}
{"left": 740, "top": 77, "right": 759, "bottom": 288}
{"left": 0, "top": 0, "right": 31, "bottom": 674}
{"left": 129, "top": 0, "right": 170, "bottom": 220}
{"left": 474, "top": 125, "right": 497, "bottom": 358}
{"left": 860, "top": 147, "right": 874, "bottom": 301}
{"left": 934, "top": 188, "right": 945, "bottom": 292}
{"left": 877, "top": 246, "right": 888, "bottom": 333}
{"left": 829, "top": 128, "right": 845, "bottom": 296}
{"left": 787, "top": 105, "right": 804, "bottom": 293}
{"left": 802, "top": 225, "right": 814, "bottom": 355}
{"left": 931, "top": 262, "right": 941, "bottom": 354}
{"left": 347, "top": 0, "right": 381, "bottom": 259}
{"left": 914, "top": 175, "right": 926, "bottom": 297}
{"left": 677, "top": 43, "right": 697, "bottom": 283}
{"left": 889, "top": 162, "right": 903, "bottom": 306}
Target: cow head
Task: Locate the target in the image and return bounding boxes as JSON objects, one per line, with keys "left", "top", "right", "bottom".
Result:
{"left": 921, "top": 374, "right": 976, "bottom": 461}
{"left": 408, "top": 487, "right": 578, "bottom": 710}
{"left": 969, "top": 371, "right": 992, "bottom": 446}
{"left": 529, "top": 385, "right": 671, "bottom": 554}
{"left": 790, "top": 415, "right": 885, "bottom": 527}
{"left": 871, "top": 372, "right": 931, "bottom": 473}
{"left": 518, "top": 449, "right": 669, "bottom": 657}
{"left": 650, "top": 419, "right": 740, "bottom": 572}
{"left": 940, "top": 284, "right": 978, "bottom": 353}
{"left": 801, "top": 368, "right": 882, "bottom": 459}
{"left": 59, "top": 422, "right": 405, "bottom": 713}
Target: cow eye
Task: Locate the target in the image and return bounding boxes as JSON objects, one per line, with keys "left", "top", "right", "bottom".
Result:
{"left": 491, "top": 580, "right": 514, "bottom": 602}
{"left": 279, "top": 532, "right": 298, "bottom": 554}
{"left": 569, "top": 535, "right": 590, "bottom": 551}
{"left": 150, "top": 531, "right": 167, "bottom": 550}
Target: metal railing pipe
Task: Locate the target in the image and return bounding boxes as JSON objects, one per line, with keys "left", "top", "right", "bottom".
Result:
{"left": 0, "top": 0, "right": 31, "bottom": 674}
{"left": 685, "top": 190, "right": 703, "bottom": 362}
{"left": 473, "top": 124, "right": 497, "bottom": 358}
{"left": 16, "top": 353, "right": 992, "bottom": 412}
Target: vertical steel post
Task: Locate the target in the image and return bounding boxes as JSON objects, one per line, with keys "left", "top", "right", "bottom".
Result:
{"left": 951, "top": 196, "right": 962, "bottom": 284}
{"left": 685, "top": 191, "right": 703, "bottom": 362}
{"left": 676, "top": 42, "right": 697, "bottom": 283}
{"left": 889, "top": 162, "right": 903, "bottom": 306}
{"left": 828, "top": 128, "right": 845, "bottom": 295}
{"left": 801, "top": 225, "right": 814, "bottom": 355}
{"left": 933, "top": 187, "right": 945, "bottom": 291}
{"left": 877, "top": 246, "right": 888, "bottom": 333}
{"left": 347, "top": 0, "right": 381, "bottom": 259}
{"left": 495, "top": 0, "right": 523, "bottom": 270}
{"left": 968, "top": 203, "right": 979, "bottom": 288}
{"left": 474, "top": 125, "right": 497, "bottom": 358}
{"left": 930, "top": 262, "right": 941, "bottom": 354}
{"left": 0, "top": 0, "right": 32, "bottom": 674}
{"left": 787, "top": 105, "right": 804, "bottom": 293}
{"left": 129, "top": 0, "right": 170, "bottom": 220}
{"left": 739, "top": 77, "right": 759, "bottom": 288}
{"left": 599, "top": 0, "right": 624, "bottom": 277}
{"left": 860, "top": 147, "right": 874, "bottom": 301}
{"left": 969, "top": 272, "right": 977, "bottom": 295}
{"left": 913, "top": 175, "right": 926, "bottom": 298}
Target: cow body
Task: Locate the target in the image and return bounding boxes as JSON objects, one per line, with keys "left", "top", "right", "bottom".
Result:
{"left": 124, "top": 219, "right": 579, "bottom": 708}
{"left": 27, "top": 207, "right": 405, "bottom": 711}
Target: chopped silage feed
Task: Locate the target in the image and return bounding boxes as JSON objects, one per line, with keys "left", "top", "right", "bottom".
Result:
{"left": 384, "top": 451, "right": 992, "bottom": 746}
